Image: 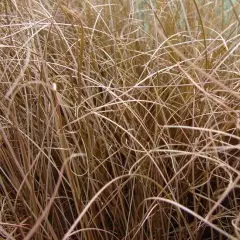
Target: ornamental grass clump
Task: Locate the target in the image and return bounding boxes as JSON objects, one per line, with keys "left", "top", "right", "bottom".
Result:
{"left": 0, "top": 0, "right": 240, "bottom": 239}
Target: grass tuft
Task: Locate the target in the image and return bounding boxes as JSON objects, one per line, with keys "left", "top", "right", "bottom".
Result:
{"left": 1, "top": 0, "right": 240, "bottom": 239}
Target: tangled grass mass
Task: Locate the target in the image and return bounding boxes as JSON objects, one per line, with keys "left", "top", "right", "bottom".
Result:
{"left": 0, "top": 0, "right": 240, "bottom": 239}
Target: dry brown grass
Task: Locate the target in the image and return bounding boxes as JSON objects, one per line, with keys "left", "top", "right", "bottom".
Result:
{"left": 0, "top": 0, "right": 240, "bottom": 239}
